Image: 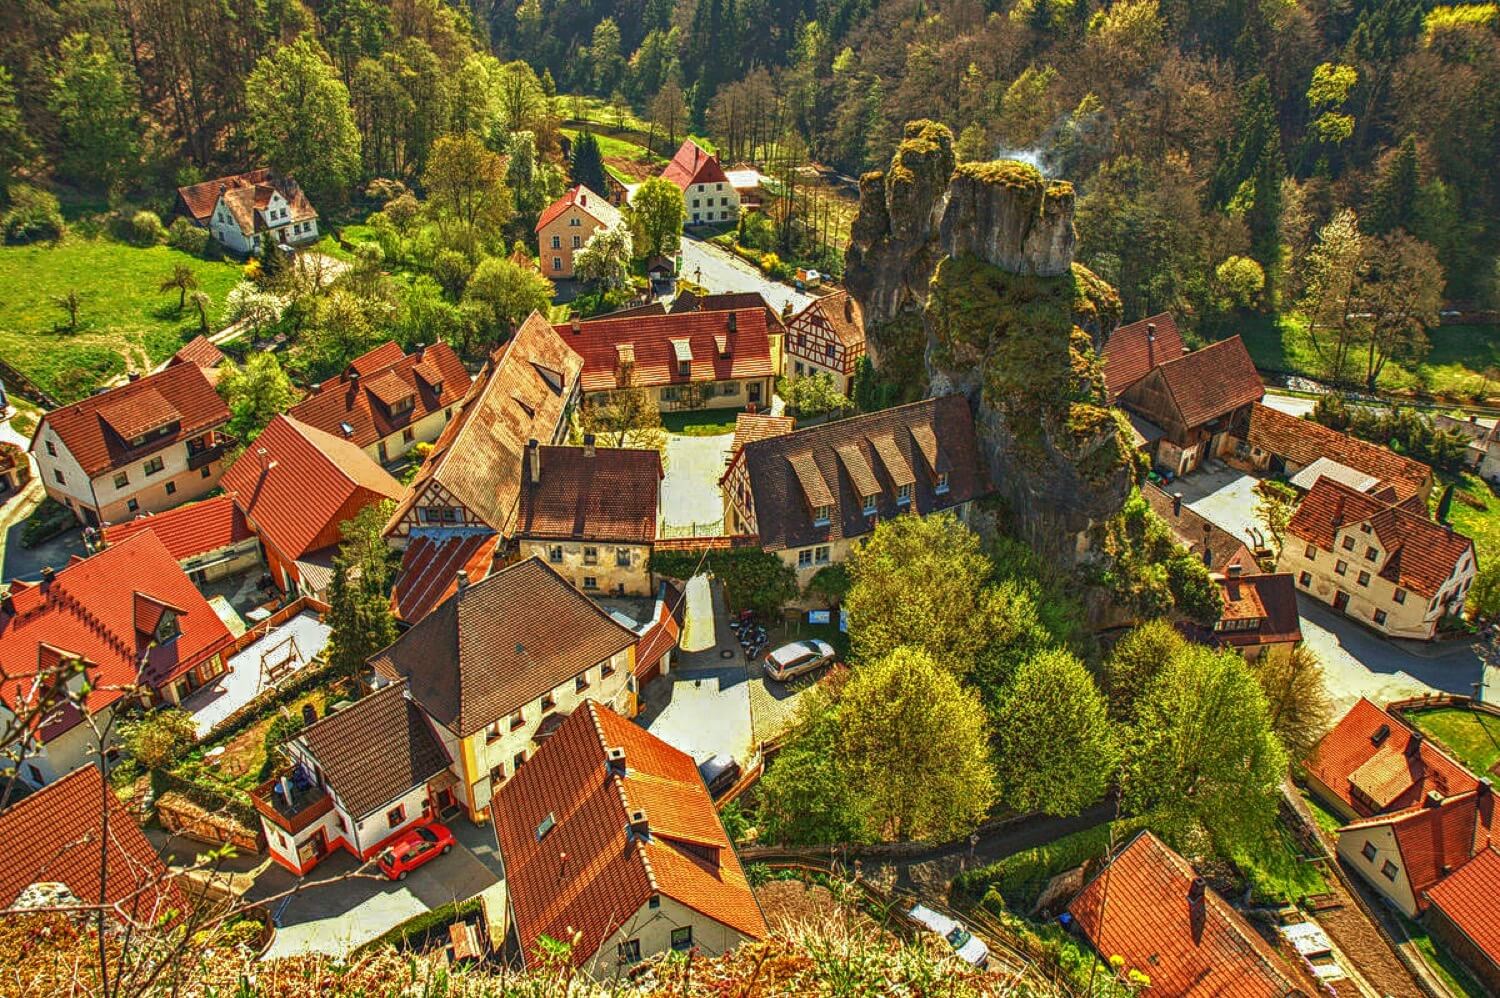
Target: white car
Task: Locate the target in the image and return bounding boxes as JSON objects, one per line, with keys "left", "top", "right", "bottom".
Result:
{"left": 907, "top": 903, "right": 989, "bottom": 969}
{"left": 763, "top": 639, "right": 837, "bottom": 681}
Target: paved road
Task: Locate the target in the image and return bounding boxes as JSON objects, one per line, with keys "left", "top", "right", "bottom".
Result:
{"left": 1261, "top": 390, "right": 1317, "bottom": 418}
{"left": 679, "top": 236, "right": 815, "bottom": 316}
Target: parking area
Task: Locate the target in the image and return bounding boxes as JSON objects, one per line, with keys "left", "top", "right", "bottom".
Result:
{"left": 1169, "top": 462, "right": 1266, "bottom": 548}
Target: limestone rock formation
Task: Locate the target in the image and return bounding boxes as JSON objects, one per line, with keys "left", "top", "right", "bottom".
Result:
{"left": 845, "top": 121, "right": 1132, "bottom": 565}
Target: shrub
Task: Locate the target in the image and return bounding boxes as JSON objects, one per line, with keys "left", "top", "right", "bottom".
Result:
{"left": 20, "top": 496, "right": 76, "bottom": 548}
{"left": 649, "top": 547, "right": 798, "bottom": 619}
{"left": 167, "top": 216, "right": 210, "bottom": 255}
{"left": 3, "top": 185, "right": 65, "bottom": 244}
{"left": 262, "top": 712, "right": 306, "bottom": 758}
{"left": 121, "top": 708, "right": 198, "bottom": 771}
{"left": 126, "top": 209, "right": 168, "bottom": 246}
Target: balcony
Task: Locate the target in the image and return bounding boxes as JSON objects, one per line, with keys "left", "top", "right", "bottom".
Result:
{"left": 187, "top": 434, "right": 236, "bottom": 471}
{"left": 250, "top": 769, "right": 333, "bottom": 834}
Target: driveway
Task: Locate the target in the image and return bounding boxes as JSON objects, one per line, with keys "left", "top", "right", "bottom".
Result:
{"left": 2, "top": 518, "right": 85, "bottom": 582}
{"left": 251, "top": 836, "right": 499, "bottom": 959}
{"left": 661, "top": 432, "right": 734, "bottom": 531}
{"left": 679, "top": 236, "right": 814, "bottom": 316}
{"left": 1170, "top": 464, "right": 1266, "bottom": 548}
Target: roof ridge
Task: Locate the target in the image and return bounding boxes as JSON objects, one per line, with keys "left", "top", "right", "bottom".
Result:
{"left": 592, "top": 702, "right": 661, "bottom": 896}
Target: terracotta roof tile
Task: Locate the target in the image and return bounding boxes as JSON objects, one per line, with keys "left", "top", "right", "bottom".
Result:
{"left": 0, "top": 532, "right": 235, "bottom": 734}
{"left": 727, "top": 413, "right": 794, "bottom": 463}
{"left": 288, "top": 342, "right": 470, "bottom": 451}
{"left": 787, "top": 290, "right": 865, "bottom": 350}
{"left": 1101, "top": 313, "right": 1186, "bottom": 401}
{"left": 176, "top": 169, "right": 317, "bottom": 233}
{"left": 371, "top": 558, "right": 637, "bottom": 737}
{"left": 0, "top": 765, "right": 182, "bottom": 926}
{"left": 1145, "top": 336, "right": 1265, "bottom": 428}
{"left": 1425, "top": 845, "right": 1500, "bottom": 964}
{"left": 1142, "top": 483, "right": 1257, "bottom": 574}
{"left": 1247, "top": 404, "right": 1432, "bottom": 503}
{"left": 222, "top": 415, "right": 403, "bottom": 562}
{"left": 1341, "top": 791, "right": 1495, "bottom": 908}
{"left": 635, "top": 598, "right": 680, "bottom": 675}
{"left": 1304, "top": 699, "right": 1477, "bottom": 818}
{"left": 559, "top": 309, "right": 774, "bottom": 393}
{"left": 170, "top": 335, "right": 226, "bottom": 370}
{"left": 390, "top": 533, "right": 501, "bottom": 625}
{"left": 670, "top": 291, "right": 788, "bottom": 333}
{"left": 101, "top": 494, "right": 252, "bottom": 563}
{"left": 535, "top": 184, "right": 624, "bottom": 233}
{"left": 1067, "top": 831, "right": 1304, "bottom": 997}
{"left": 1210, "top": 573, "right": 1301, "bottom": 648}
{"left": 35, "top": 364, "right": 229, "bottom": 477}
{"left": 294, "top": 681, "right": 450, "bottom": 818}
{"left": 516, "top": 445, "right": 662, "bottom": 544}
{"left": 660, "top": 140, "right": 730, "bottom": 191}
{"left": 491, "top": 702, "right": 766, "bottom": 969}
{"left": 740, "top": 396, "right": 988, "bottom": 551}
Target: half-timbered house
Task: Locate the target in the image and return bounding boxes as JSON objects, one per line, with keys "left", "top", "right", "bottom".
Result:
{"left": 784, "top": 291, "right": 866, "bottom": 395}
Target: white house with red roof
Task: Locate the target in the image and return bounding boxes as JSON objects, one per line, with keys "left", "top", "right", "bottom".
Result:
{"left": 0, "top": 532, "right": 236, "bottom": 787}
{"left": 535, "top": 184, "right": 625, "bottom": 279}
{"left": 100, "top": 493, "right": 261, "bottom": 587}
{"left": 175, "top": 169, "right": 319, "bottom": 255}
{"left": 658, "top": 139, "right": 739, "bottom": 226}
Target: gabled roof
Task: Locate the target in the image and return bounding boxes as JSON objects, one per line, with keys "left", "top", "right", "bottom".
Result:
{"left": 515, "top": 445, "right": 662, "bottom": 545}
{"left": 0, "top": 765, "right": 182, "bottom": 926}
{"left": 670, "top": 290, "right": 788, "bottom": 333}
{"left": 559, "top": 309, "right": 775, "bottom": 393}
{"left": 390, "top": 533, "right": 502, "bottom": 625}
{"left": 660, "top": 139, "right": 730, "bottom": 191}
{"left": 740, "top": 396, "right": 987, "bottom": 552}
{"left": 491, "top": 701, "right": 766, "bottom": 968}
{"left": 1126, "top": 335, "right": 1264, "bottom": 429}
{"left": 389, "top": 312, "right": 583, "bottom": 536}
{"left": 1247, "top": 404, "right": 1433, "bottom": 503}
{"left": 287, "top": 341, "right": 470, "bottom": 451}
{"left": 1425, "top": 845, "right": 1500, "bottom": 966}
{"left": 1214, "top": 572, "right": 1302, "bottom": 648}
{"left": 635, "top": 595, "right": 681, "bottom": 673}
{"left": 1304, "top": 698, "right": 1477, "bottom": 818}
{"left": 293, "top": 681, "right": 451, "bottom": 819}
{"left": 169, "top": 335, "right": 227, "bottom": 371}
{"left": 726, "top": 412, "right": 795, "bottom": 468}
{"left": 1141, "top": 482, "right": 1258, "bottom": 575}
{"left": 1340, "top": 790, "right": 1497, "bottom": 908}
{"left": 787, "top": 291, "right": 865, "bottom": 350}
{"left": 101, "top": 494, "right": 253, "bottom": 563}
{"left": 1287, "top": 476, "right": 1474, "bottom": 598}
{"left": 1066, "top": 831, "right": 1305, "bottom": 997}
{"left": 177, "top": 169, "right": 316, "bottom": 233}
{"left": 1100, "top": 313, "right": 1186, "bottom": 401}
{"left": 222, "top": 415, "right": 403, "bottom": 562}
{"left": 33, "top": 364, "right": 229, "bottom": 478}
{"left": 534, "top": 184, "right": 624, "bottom": 233}
{"left": 370, "top": 558, "right": 637, "bottom": 737}
{"left": 0, "top": 532, "right": 235, "bottom": 737}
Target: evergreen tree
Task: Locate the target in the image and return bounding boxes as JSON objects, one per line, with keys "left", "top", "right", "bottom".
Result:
{"left": 570, "top": 130, "right": 608, "bottom": 194}
{"left": 47, "top": 33, "right": 142, "bottom": 193}
{"left": 1366, "top": 135, "right": 1420, "bottom": 235}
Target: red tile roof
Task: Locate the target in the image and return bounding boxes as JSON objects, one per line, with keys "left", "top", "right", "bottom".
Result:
{"left": 1426, "top": 845, "right": 1500, "bottom": 965}
{"left": 515, "top": 445, "right": 662, "bottom": 545}
{"left": 534, "top": 184, "right": 624, "bottom": 233}
{"left": 1141, "top": 336, "right": 1264, "bottom": 429}
{"left": 176, "top": 169, "right": 316, "bottom": 233}
{"left": 1214, "top": 573, "right": 1302, "bottom": 648}
{"left": 1304, "top": 699, "right": 1477, "bottom": 818}
{"left": 1101, "top": 313, "right": 1186, "bottom": 401}
{"left": 1342, "top": 790, "right": 1497, "bottom": 908}
{"left": 0, "top": 765, "right": 182, "bottom": 926}
{"left": 1247, "top": 404, "right": 1433, "bottom": 503}
{"left": 390, "top": 533, "right": 501, "bottom": 624}
{"left": 635, "top": 596, "right": 681, "bottom": 674}
{"left": 787, "top": 290, "right": 866, "bottom": 350}
{"left": 661, "top": 140, "right": 730, "bottom": 191}
{"left": 559, "top": 309, "right": 775, "bottom": 394}
{"left": 0, "top": 532, "right": 235, "bottom": 736}
{"left": 169, "top": 335, "right": 226, "bottom": 370}
{"left": 1066, "top": 831, "right": 1304, "bottom": 997}
{"left": 287, "top": 342, "right": 470, "bottom": 451}
{"left": 34, "top": 364, "right": 229, "bottom": 477}
{"left": 669, "top": 290, "right": 788, "bottom": 333}
{"left": 491, "top": 701, "right": 766, "bottom": 968}
{"left": 101, "top": 494, "right": 253, "bottom": 563}
{"left": 222, "top": 415, "right": 403, "bottom": 563}
{"left": 1287, "top": 477, "right": 1474, "bottom": 599}
{"left": 726, "top": 413, "right": 795, "bottom": 472}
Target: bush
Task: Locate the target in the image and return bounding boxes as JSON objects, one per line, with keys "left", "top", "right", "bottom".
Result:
{"left": 126, "top": 209, "right": 168, "bottom": 246}
{"left": 649, "top": 547, "right": 798, "bottom": 619}
{"left": 167, "top": 216, "right": 210, "bottom": 255}
{"left": 20, "top": 496, "right": 76, "bottom": 548}
{"left": 121, "top": 708, "right": 198, "bottom": 771}
{"left": 3, "top": 185, "right": 65, "bottom": 244}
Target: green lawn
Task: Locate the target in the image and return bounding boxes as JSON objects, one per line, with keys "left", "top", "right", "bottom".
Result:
{"left": 1230, "top": 825, "right": 1329, "bottom": 905}
{"left": 1406, "top": 706, "right": 1500, "bottom": 776}
{"left": 1437, "top": 469, "right": 1500, "bottom": 572}
{"left": 1300, "top": 789, "right": 1348, "bottom": 836}
{"left": 661, "top": 407, "right": 745, "bottom": 436}
{"left": 1398, "top": 913, "right": 1491, "bottom": 998}
{"left": 0, "top": 236, "right": 243, "bottom": 400}
{"left": 1234, "top": 314, "right": 1500, "bottom": 402}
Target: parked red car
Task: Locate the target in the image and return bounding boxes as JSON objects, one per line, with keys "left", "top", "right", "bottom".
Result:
{"left": 377, "top": 822, "right": 455, "bottom": 880}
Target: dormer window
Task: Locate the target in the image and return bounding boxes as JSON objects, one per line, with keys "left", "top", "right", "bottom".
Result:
{"left": 862, "top": 494, "right": 876, "bottom": 515}
{"left": 935, "top": 472, "right": 950, "bottom": 494}
{"left": 155, "top": 610, "right": 180, "bottom": 643}
{"left": 896, "top": 483, "right": 912, "bottom": 506}
{"left": 813, "top": 504, "right": 832, "bottom": 526}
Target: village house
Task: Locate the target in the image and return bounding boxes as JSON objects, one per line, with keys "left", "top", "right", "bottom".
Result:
{"left": 1066, "top": 831, "right": 1311, "bottom": 997}
{"left": 723, "top": 162, "right": 769, "bottom": 211}
{"left": 1100, "top": 313, "right": 1186, "bottom": 401}
{"left": 659, "top": 139, "right": 740, "bottom": 226}
{"left": 628, "top": 583, "right": 683, "bottom": 686}
{"left": 1233, "top": 402, "right": 1436, "bottom": 506}
{"left": 562, "top": 308, "right": 777, "bottom": 413}
{"left": 0, "top": 765, "right": 184, "bottom": 925}
{"left": 252, "top": 680, "right": 453, "bottom": 876}
{"left": 386, "top": 312, "right": 583, "bottom": 621}
{"left": 722, "top": 411, "right": 796, "bottom": 479}
{"left": 722, "top": 396, "right": 988, "bottom": 585}
{"left": 784, "top": 291, "right": 866, "bottom": 395}
{"left": 1278, "top": 476, "right": 1476, "bottom": 639}
{"left": 101, "top": 493, "right": 260, "bottom": 589}
{"left": 1434, "top": 413, "right": 1500, "bottom": 484}
{"left": 491, "top": 701, "right": 767, "bottom": 976}
{"left": 31, "top": 364, "right": 233, "bottom": 528}
{"left": 1423, "top": 844, "right": 1500, "bottom": 993}
{"left": 535, "top": 184, "right": 625, "bottom": 279}
{"left": 0, "top": 532, "right": 235, "bottom": 787}
{"left": 514, "top": 439, "right": 662, "bottom": 597}
{"left": 221, "top": 414, "right": 404, "bottom": 599}
{"left": 370, "top": 557, "right": 639, "bottom": 823}
{"left": 175, "top": 168, "right": 319, "bottom": 255}
{"left": 166, "top": 335, "right": 228, "bottom": 380}
{"left": 287, "top": 341, "right": 471, "bottom": 466}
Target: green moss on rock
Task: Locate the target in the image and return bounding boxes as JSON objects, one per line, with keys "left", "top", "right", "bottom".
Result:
{"left": 955, "top": 159, "right": 1044, "bottom": 192}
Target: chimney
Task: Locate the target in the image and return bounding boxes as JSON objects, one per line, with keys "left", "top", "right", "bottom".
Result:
{"left": 349, "top": 369, "right": 360, "bottom": 384}
{"left": 1187, "top": 877, "right": 1206, "bottom": 906}
{"left": 628, "top": 808, "right": 650, "bottom": 839}
{"left": 1172, "top": 492, "right": 1183, "bottom": 516}
{"left": 583, "top": 433, "right": 596, "bottom": 458}
{"left": 456, "top": 569, "right": 469, "bottom": 594}
{"left": 527, "top": 438, "right": 540, "bottom": 484}
{"left": 1228, "top": 563, "right": 1243, "bottom": 578}
{"left": 571, "top": 316, "right": 581, "bottom": 335}
{"left": 1407, "top": 730, "right": 1424, "bottom": 757}
{"left": 1146, "top": 322, "right": 1157, "bottom": 370}
{"left": 127, "top": 372, "right": 141, "bottom": 383}
{"left": 579, "top": 190, "right": 587, "bottom": 207}
{"left": 605, "top": 746, "right": 626, "bottom": 778}
{"left": 1425, "top": 790, "right": 1445, "bottom": 808}
{"left": 257, "top": 446, "right": 275, "bottom": 473}
{"left": 301, "top": 702, "right": 318, "bottom": 727}
{"left": 1479, "top": 777, "right": 1493, "bottom": 799}
{"left": 844, "top": 296, "right": 854, "bottom": 322}
{"left": 40, "top": 566, "right": 55, "bottom": 585}
{"left": 727, "top": 312, "right": 738, "bottom": 333}
{"left": 0, "top": 590, "right": 12, "bottom": 615}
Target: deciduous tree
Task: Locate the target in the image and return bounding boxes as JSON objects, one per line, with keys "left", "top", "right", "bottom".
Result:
{"left": 573, "top": 221, "right": 634, "bottom": 290}
{"left": 47, "top": 33, "right": 141, "bottom": 193}
{"left": 245, "top": 37, "right": 361, "bottom": 202}
{"left": 1254, "top": 479, "right": 1299, "bottom": 556}
{"left": 1101, "top": 618, "right": 1184, "bottom": 722}
{"left": 462, "top": 255, "right": 554, "bottom": 344}
{"left": 217, "top": 353, "right": 297, "bottom": 442}
{"left": 1252, "top": 645, "right": 1332, "bottom": 759}
{"left": 423, "top": 133, "right": 513, "bottom": 256}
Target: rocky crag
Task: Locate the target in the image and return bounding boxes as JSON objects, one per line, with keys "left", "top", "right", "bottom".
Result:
{"left": 845, "top": 120, "right": 1132, "bottom": 565}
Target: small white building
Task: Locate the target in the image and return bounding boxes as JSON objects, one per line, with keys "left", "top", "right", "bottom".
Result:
{"left": 175, "top": 169, "right": 319, "bottom": 255}
{"left": 660, "top": 140, "right": 740, "bottom": 226}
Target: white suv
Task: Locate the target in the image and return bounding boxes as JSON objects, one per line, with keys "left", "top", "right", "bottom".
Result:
{"left": 763, "top": 639, "right": 837, "bottom": 681}
{"left": 907, "top": 904, "right": 989, "bottom": 969}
